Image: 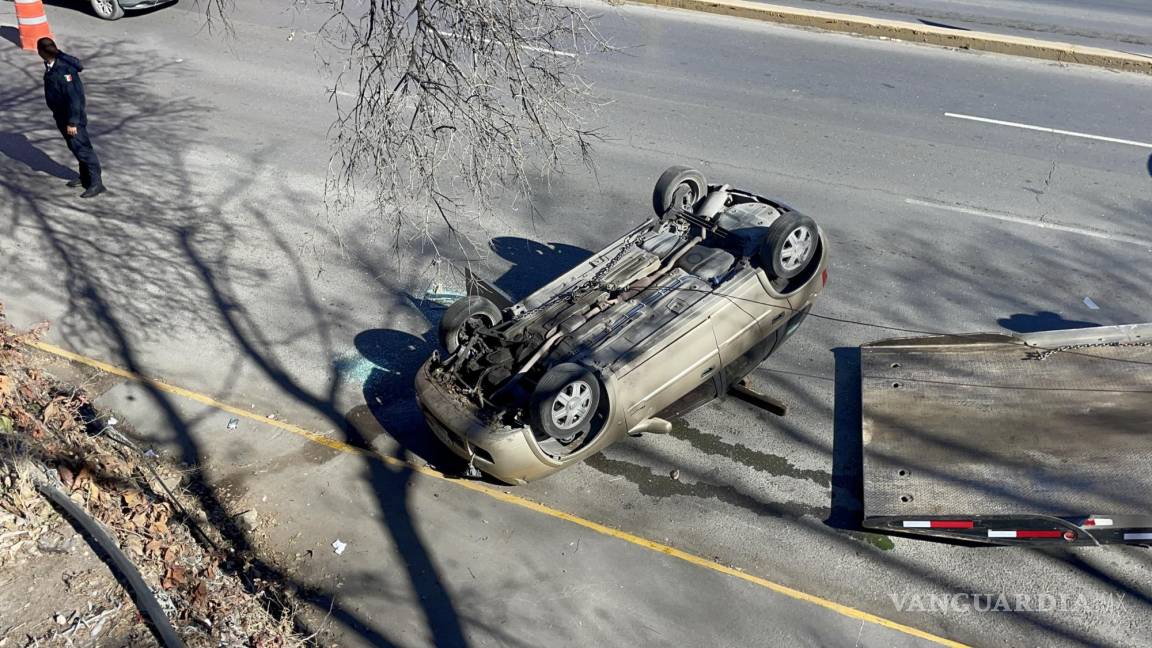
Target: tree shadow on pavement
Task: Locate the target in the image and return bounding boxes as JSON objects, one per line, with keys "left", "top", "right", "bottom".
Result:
{"left": 176, "top": 215, "right": 471, "bottom": 647}
{"left": 0, "top": 39, "right": 471, "bottom": 648}
{"left": 0, "top": 37, "right": 329, "bottom": 637}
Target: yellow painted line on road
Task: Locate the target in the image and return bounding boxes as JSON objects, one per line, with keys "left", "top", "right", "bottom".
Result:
{"left": 30, "top": 339, "right": 968, "bottom": 648}
{"left": 30, "top": 340, "right": 368, "bottom": 457}
{"left": 453, "top": 480, "right": 969, "bottom": 647}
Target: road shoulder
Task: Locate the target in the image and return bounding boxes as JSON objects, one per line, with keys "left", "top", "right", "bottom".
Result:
{"left": 26, "top": 340, "right": 959, "bottom": 648}
{"left": 628, "top": 0, "right": 1152, "bottom": 74}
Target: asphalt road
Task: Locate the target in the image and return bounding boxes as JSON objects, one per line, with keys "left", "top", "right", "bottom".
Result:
{"left": 2, "top": 1, "right": 1152, "bottom": 647}
{"left": 756, "top": 0, "right": 1152, "bottom": 55}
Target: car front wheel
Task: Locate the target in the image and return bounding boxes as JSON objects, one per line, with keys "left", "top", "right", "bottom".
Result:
{"left": 760, "top": 212, "right": 818, "bottom": 280}
{"left": 529, "top": 363, "right": 602, "bottom": 441}
{"left": 91, "top": 0, "right": 125, "bottom": 20}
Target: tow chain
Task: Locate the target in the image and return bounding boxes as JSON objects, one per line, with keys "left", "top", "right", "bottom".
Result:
{"left": 589, "top": 230, "right": 646, "bottom": 287}
{"left": 1028, "top": 340, "right": 1152, "bottom": 361}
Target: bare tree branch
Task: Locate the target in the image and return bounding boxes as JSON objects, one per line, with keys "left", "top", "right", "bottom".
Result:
{"left": 195, "top": 0, "right": 237, "bottom": 35}
{"left": 314, "top": 0, "right": 610, "bottom": 260}
{"left": 195, "top": 0, "right": 610, "bottom": 267}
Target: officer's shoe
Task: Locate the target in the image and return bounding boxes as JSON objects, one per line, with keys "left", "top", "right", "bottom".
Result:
{"left": 66, "top": 178, "right": 83, "bottom": 188}
{"left": 80, "top": 185, "right": 107, "bottom": 199}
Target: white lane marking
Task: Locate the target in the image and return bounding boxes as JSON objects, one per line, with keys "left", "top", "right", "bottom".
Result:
{"left": 945, "top": 113, "right": 1152, "bottom": 149}
{"left": 1124, "top": 533, "right": 1152, "bottom": 541}
{"left": 436, "top": 30, "right": 576, "bottom": 58}
{"left": 905, "top": 198, "right": 1152, "bottom": 249}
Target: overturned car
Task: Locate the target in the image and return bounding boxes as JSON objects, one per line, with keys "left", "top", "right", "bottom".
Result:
{"left": 415, "top": 167, "right": 829, "bottom": 483}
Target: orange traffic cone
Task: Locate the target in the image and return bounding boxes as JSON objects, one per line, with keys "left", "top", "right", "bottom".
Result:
{"left": 15, "top": 0, "right": 53, "bottom": 52}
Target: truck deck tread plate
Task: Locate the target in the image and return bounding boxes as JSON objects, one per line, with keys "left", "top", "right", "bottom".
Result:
{"left": 862, "top": 334, "right": 1152, "bottom": 518}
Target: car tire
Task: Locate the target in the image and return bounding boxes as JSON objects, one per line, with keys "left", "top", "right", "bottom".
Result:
{"left": 91, "top": 0, "right": 125, "bottom": 20}
{"left": 760, "top": 212, "right": 818, "bottom": 280}
{"left": 529, "top": 363, "right": 602, "bottom": 441}
{"left": 652, "top": 166, "right": 707, "bottom": 218}
{"left": 439, "top": 295, "right": 502, "bottom": 354}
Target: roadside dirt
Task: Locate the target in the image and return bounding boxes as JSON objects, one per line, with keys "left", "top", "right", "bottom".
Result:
{"left": 0, "top": 304, "right": 314, "bottom": 647}
{"left": 0, "top": 505, "right": 151, "bottom": 647}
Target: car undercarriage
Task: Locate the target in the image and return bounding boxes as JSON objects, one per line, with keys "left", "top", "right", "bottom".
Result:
{"left": 422, "top": 167, "right": 826, "bottom": 471}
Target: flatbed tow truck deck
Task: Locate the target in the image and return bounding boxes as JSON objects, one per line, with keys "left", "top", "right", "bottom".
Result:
{"left": 861, "top": 323, "right": 1152, "bottom": 546}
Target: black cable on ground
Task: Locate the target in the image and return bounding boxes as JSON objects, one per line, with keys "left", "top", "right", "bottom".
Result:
{"left": 36, "top": 478, "right": 188, "bottom": 648}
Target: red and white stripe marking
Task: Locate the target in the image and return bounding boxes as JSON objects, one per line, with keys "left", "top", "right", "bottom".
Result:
{"left": 902, "top": 520, "right": 973, "bottom": 529}
{"left": 987, "top": 530, "right": 1064, "bottom": 539}
{"left": 1081, "top": 518, "right": 1114, "bottom": 527}
{"left": 901, "top": 521, "right": 1082, "bottom": 540}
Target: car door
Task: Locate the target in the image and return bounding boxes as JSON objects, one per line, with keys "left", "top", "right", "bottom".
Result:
{"left": 657, "top": 370, "right": 723, "bottom": 420}
{"left": 618, "top": 319, "right": 720, "bottom": 427}
{"left": 711, "top": 268, "right": 791, "bottom": 383}
{"left": 612, "top": 277, "right": 722, "bottom": 428}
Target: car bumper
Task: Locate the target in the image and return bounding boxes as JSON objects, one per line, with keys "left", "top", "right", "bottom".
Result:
{"left": 415, "top": 361, "right": 563, "bottom": 484}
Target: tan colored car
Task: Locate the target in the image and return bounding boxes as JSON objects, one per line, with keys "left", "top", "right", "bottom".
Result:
{"left": 415, "top": 167, "right": 829, "bottom": 484}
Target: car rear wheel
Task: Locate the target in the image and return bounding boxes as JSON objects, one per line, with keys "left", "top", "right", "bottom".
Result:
{"left": 652, "top": 166, "right": 707, "bottom": 218}
{"left": 529, "top": 363, "right": 602, "bottom": 441}
{"left": 759, "top": 212, "right": 818, "bottom": 280}
{"left": 439, "top": 295, "right": 502, "bottom": 354}
{"left": 91, "top": 0, "right": 125, "bottom": 20}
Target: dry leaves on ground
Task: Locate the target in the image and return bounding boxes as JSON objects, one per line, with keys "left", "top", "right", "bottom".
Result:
{"left": 0, "top": 303, "right": 312, "bottom": 647}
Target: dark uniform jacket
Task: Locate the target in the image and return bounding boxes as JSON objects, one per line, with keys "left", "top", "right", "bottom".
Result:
{"left": 43, "top": 53, "right": 88, "bottom": 128}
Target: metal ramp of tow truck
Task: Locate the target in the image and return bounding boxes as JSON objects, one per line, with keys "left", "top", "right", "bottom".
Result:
{"left": 861, "top": 323, "right": 1152, "bottom": 546}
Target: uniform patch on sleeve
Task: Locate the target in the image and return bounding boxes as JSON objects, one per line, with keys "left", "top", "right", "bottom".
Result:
{"left": 65, "top": 74, "right": 72, "bottom": 82}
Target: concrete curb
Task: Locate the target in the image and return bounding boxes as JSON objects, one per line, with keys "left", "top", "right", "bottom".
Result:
{"left": 628, "top": 0, "right": 1152, "bottom": 75}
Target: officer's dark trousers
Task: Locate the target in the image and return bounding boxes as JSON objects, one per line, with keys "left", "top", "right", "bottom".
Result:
{"left": 56, "top": 122, "right": 102, "bottom": 189}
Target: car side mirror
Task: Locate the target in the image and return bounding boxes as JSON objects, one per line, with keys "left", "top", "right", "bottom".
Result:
{"left": 627, "top": 417, "right": 673, "bottom": 437}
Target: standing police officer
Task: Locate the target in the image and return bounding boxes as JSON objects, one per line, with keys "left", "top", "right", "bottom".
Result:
{"left": 38, "top": 37, "right": 105, "bottom": 198}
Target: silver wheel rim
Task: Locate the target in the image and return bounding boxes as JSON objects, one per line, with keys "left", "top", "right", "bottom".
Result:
{"left": 550, "top": 380, "right": 592, "bottom": 430}
{"left": 95, "top": 0, "right": 115, "bottom": 14}
{"left": 779, "top": 226, "right": 813, "bottom": 272}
